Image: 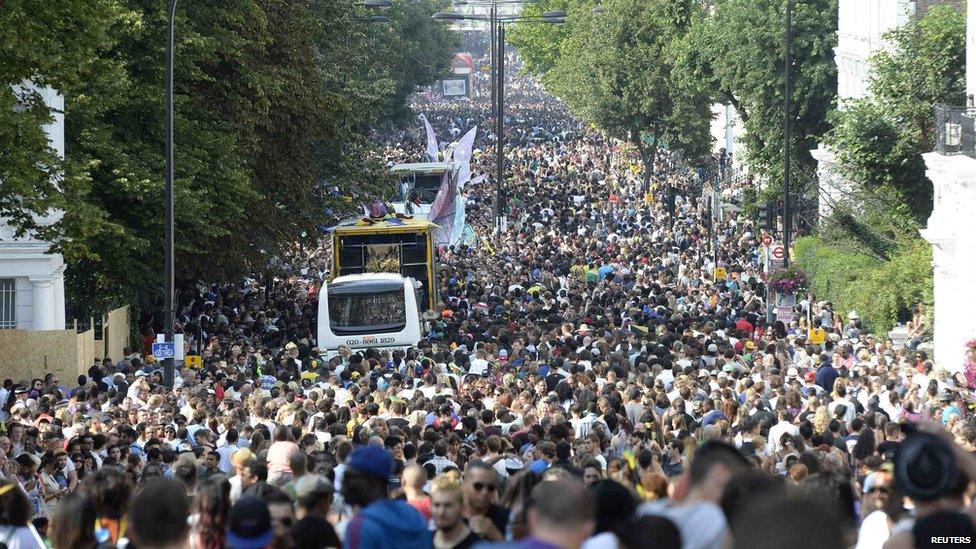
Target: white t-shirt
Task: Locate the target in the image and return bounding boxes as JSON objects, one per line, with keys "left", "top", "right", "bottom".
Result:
{"left": 855, "top": 509, "right": 890, "bottom": 549}
{"left": 639, "top": 501, "right": 727, "bottom": 549}
{"left": 468, "top": 358, "right": 489, "bottom": 376}
{"left": 217, "top": 444, "right": 239, "bottom": 474}
{"left": 0, "top": 524, "right": 45, "bottom": 549}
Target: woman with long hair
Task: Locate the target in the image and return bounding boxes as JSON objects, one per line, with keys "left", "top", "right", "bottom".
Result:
{"left": 500, "top": 470, "right": 541, "bottom": 541}
{"left": 0, "top": 480, "right": 45, "bottom": 548}
{"left": 189, "top": 476, "right": 231, "bottom": 549}
{"left": 79, "top": 467, "right": 133, "bottom": 545}
{"left": 48, "top": 493, "right": 96, "bottom": 549}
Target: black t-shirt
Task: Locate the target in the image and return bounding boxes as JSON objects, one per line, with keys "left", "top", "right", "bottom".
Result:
{"left": 545, "top": 373, "right": 565, "bottom": 392}
{"left": 486, "top": 503, "right": 510, "bottom": 535}
{"left": 387, "top": 417, "right": 410, "bottom": 432}
{"left": 291, "top": 515, "right": 341, "bottom": 549}
{"left": 878, "top": 440, "right": 901, "bottom": 459}
{"left": 441, "top": 530, "right": 484, "bottom": 549}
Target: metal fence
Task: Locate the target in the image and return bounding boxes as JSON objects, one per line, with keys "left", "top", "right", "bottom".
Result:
{"left": 934, "top": 105, "right": 976, "bottom": 158}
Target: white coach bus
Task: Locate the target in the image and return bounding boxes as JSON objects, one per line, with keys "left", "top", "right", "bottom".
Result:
{"left": 317, "top": 273, "right": 425, "bottom": 358}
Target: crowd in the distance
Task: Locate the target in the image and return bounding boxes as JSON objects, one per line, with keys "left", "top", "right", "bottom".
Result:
{"left": 0, "top": 42, "right": 974, "bottom": 549}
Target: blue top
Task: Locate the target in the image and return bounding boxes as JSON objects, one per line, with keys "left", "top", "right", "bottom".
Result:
{"left": 815, "top": 365, "right": 839, "bottom": 393}
{"left": 343, "top": 499, "right": 431, "bottom": 549}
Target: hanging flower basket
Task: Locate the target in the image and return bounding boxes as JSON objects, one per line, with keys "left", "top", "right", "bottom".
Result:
{"left": 769, "top": 264, "right": 808, "bottom": 294}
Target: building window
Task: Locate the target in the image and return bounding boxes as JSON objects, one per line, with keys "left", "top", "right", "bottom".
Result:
{"left": 0, "top": 279, "right": 15, "bottom": 329}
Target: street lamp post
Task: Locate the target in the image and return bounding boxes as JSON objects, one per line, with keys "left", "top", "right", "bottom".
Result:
{"left": 433, "top": 3, "right": 565, "bottom": 233}
{"left": 163, "top": 0, "right": 177, "bottom": 388}
{"left": 496, "top": 22, "right": 505, "bottom": 232}
{"left": 783, "top": 0, "right": 792, "bottom": 267}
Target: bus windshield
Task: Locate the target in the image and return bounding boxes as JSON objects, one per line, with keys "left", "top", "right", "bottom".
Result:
{"left": 328, "top": 289, "right": 406, "bottom": 335}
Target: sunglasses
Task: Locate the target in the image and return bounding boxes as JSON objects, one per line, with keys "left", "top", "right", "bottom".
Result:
{"left": 472, "top": 482, "right": 496, "bottom": 492}
{"left": 869, "top": 486, "right": 890, "bottom": 494}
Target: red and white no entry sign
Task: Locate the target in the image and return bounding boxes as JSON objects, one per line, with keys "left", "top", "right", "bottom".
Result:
{"left": 771, "top": 245, "right": 786, "bottom": 260}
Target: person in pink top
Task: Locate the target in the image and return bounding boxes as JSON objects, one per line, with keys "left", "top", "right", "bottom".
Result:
{"left": 266, "top": 425, "right": 300, "bottom": 486}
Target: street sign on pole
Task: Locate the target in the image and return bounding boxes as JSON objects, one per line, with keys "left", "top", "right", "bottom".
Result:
{"left": 152, "top": 342, "right": 176, "bottom": 360}
{"left": 768, "top": 243, "right": 786, "bottom": 273}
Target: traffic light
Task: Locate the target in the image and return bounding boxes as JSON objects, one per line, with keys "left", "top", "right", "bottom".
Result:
{"left": 758, "top": 201, "right": 775, "bottom": 232}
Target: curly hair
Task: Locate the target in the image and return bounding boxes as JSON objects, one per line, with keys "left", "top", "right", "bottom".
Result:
{"left": 80, "top": 467, "right": 133, "bottom": 520}
{"left": 193, "top": 477, "right": 231, "bottom": 549}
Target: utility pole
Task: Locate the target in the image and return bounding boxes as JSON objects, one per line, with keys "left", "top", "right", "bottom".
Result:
{"left": 783, "top": 0, "right": 793, "bottom": 268}
{"left": 496, "top": 22, "right": 506, "bottom": 233}
{"left": 163, "top": 0, "right": 177, "bottom": 388}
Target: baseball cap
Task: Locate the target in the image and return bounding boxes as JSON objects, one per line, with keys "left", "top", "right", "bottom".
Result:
{"left": 744, "top": 340, "right": 756, "bottom": 350}
{"left": 347, "top": 446, "right": 394, "bottom": 480}
{"left": 227, "top": 497, "right": 274, "bottom": 549}
{"left": 787, "top": 367, "right": 798, "bottom": 378}
{"left": 503, "top": 457, "right": 524, "bottom": 474}
{"left": 707, "top": 343, "right": 718, "bottom": 353}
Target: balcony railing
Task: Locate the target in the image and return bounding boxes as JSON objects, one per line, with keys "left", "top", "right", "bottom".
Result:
{"left": 934, "top": 105, "right": 976, "bottom": 158}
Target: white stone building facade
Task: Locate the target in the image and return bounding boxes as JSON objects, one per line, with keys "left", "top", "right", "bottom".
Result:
{"left": 814, "top": 1, "right": 916, "bottom": 219}
{"left": 921, "top": 0, "right": 976, "bottom": 372}
{"left": 0, "top": 85, "right": 67, "bottom": 331}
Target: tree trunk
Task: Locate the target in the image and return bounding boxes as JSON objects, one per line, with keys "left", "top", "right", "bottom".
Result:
{"left": 635, "top": 133, "right": 658, "bottom": 194}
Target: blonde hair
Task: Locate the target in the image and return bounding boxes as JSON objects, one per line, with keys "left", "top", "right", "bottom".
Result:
{"left": 430, "top": 473, "right": 463, "bottom": 501}
{"left": 813, "top": 406, "right": 830, "bottom": 434}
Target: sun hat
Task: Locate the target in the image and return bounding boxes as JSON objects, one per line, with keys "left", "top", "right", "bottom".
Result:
{"left": 231, "top": 448, "right": 254, "bottom": 470}
{"left": 895, "top": 432, "right": 956, "bottom": 502}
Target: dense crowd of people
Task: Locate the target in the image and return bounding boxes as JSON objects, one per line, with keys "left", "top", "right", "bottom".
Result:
{"left": 1, "top": 43, "right": 974, "bottom": 549}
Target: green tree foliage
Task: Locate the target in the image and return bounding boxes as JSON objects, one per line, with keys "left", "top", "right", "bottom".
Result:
{"left": 826, "top": 5, "right": 965, "bottom": 226}
{"left": 506, "top": 0, "right": 572, "bottom": 76}
{"left": 794, "top": 236, "right": 933, "bottom": 333}
{"left": 797, "top": 7, "right": 963, "bottom": 329}
{"left": 510, "top": 0, "right": 712, "bottom": 177}
{"left": 675, "top": 0, "right": 837, "bottom": 185}
{"left": 2, "top": 0, "right": 456, "bottom": 319}
{"left": 0, "top": 0, "right": 120, "bottom": 243}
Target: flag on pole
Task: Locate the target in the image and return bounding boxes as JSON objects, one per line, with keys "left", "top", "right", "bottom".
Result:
{"left": 420, "top": 114, "right": 439, "bottom": 162}
{"left": 428, "top": 171, "right": 457, "bottom": 246}
{"left": 451, "top": 126, "right": 477, "bottom": 186}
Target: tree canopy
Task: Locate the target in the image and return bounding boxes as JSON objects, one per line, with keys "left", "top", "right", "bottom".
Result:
{"left": 675, "top": 0, "right": 838, "bottom": 185}
{"left": 826, "top": 4, "right": 965, "bottom": 228}
{"left": 1, "top": 0, "right": 457, "bottom": 319}
{"left": 510, "top": 0, "right": 713, "bottom": 171}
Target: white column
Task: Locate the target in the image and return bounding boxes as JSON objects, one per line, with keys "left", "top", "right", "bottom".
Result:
{"left": 29, "top": 276, "right": 56, "bottom": 331}
{"left": 53, "top": 270, "right": 65, "bottom": 329}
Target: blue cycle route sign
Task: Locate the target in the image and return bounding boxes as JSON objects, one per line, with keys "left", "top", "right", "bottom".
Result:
{"left": 152, "top": 341, "right": 176, "bottom": 359}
